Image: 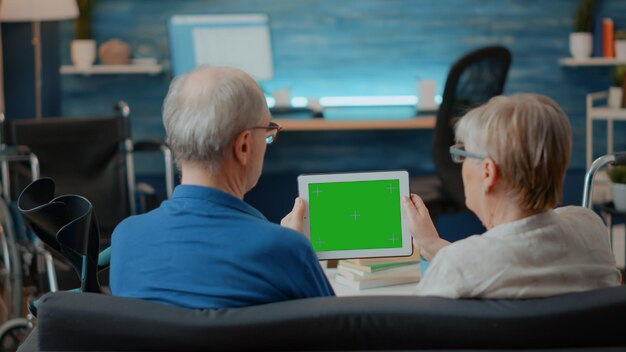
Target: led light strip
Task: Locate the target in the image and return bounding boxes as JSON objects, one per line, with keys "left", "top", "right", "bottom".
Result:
{"left": 266, "top": 95, "right": 442, "bottom": 109}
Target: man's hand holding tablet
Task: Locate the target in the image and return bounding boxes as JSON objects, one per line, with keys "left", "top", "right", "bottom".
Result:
{"left": 290, "top": 170, "right": 413, "bottom": 260}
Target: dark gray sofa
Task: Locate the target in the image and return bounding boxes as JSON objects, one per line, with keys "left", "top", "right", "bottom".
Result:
{"left": 18, "top": 285, "right": 626, "bottom": 351}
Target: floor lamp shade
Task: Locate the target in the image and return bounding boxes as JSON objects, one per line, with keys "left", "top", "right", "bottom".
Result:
{"left": 0, "top": 0, "right": 79, "bottom": 22}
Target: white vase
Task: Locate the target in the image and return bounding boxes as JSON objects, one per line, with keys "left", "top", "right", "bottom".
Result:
{"left": 569, "top": 32, "right": 593, "bottom": 60}
{"left": 71, "top": 39, "right": 97, "bottom": 69}
{"left": 612, "top": 183, "right": 626, "bottom": 211}
{"left": 417, "top": 79, "right": 438, "bottom": 111}
{"left": 608, "top": 86, "right": 623, "bottom": 109}
{"left": 616, "top": 40, "right": 626, "bottom": 60}
{"left": 272, "top": 88, "right": 291, "bottom": 108}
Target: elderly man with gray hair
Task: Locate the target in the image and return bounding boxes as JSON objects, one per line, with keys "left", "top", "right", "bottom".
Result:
{"left": 109, "top": 66, "right": 334, "bottom": 309}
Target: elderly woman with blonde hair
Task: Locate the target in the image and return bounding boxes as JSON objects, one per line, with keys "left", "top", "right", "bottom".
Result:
{"left": 403, "top": 93, "right": 621, "bottom": 299}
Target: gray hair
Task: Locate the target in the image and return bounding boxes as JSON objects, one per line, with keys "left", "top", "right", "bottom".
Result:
{"left": 162, "top": 66, "right": 268, "bottom": 171}
{"left": 455, "top": 93, "right": 572, "bottom": 211}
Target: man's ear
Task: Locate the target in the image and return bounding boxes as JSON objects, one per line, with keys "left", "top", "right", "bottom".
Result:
{"left": 482, "top": 157, "right": 498, "bottom": 194}
{"left": 232, "top": 130, "right": 252, "bottom": 167}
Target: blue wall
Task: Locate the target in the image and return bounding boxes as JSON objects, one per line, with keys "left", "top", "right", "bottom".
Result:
{"left": 58, "top": 0, "right": 626, "bottom": 175}
{"left": 2, "top": 22, "right": 62, "bottom": 119}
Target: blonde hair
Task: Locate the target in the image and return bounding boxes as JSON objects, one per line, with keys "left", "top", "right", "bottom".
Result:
{"left": 455, "top": 93, "right": 572, "bottom": 211}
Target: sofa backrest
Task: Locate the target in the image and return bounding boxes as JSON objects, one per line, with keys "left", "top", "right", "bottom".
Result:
{"left": 36, "top": 287, "right": 626, "bottom": 351}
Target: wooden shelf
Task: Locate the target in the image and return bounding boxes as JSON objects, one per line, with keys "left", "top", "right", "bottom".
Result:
{"left": 273, "top": 116, "right": 436, "bottom": 131}
{"left": 559, "top": 57, "right": 626, "bottom": 66}
{"left": 60, "top": 64, "right": 163, "bottom": 75}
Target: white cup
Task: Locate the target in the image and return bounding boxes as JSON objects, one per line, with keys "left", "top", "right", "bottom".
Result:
{"left": 569, "top": 32, "right": 593, "bottom": 60}
{"left": 417, "top": 80, "right": 438, "bottom": 111}
{"left": 272, "top": 88, "right": 291, "bottom": 108}
{"left": 608, "top": 87, "right": 623, "bottom": 109}
{"left": 71, "top": 39, "right": 97, "bottom": 69}
{"left": 615, "top": 40, "right": 626, "bottom": 60}
{"left": 307, "top": 98, "right": 322, "bottom": 113}
{"left": 612, "top": 183, "right": 626, "bottom": 211}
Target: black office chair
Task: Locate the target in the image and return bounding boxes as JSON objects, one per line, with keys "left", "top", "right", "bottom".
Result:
{"left": 411, "top": 46, "right": 512, "bottom": 220}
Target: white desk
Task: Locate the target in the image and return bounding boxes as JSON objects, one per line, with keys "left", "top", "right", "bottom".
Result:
{"left": 324, "top": 268, "right": 417, "bottom": 297}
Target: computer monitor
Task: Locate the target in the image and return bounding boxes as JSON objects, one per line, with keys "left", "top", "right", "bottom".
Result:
{"left": 168, "top": 14, "right": 273, "bottom": 80}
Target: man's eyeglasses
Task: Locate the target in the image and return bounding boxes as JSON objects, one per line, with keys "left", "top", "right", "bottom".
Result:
{"left": 449, "top": 143, "right": 486, "bottom": 163}
{"left": 250, "top": 121, "right": 283, "bottom": 145}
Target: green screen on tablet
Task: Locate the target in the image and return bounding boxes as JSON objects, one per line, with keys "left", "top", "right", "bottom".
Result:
{"left": 298, "top": 170, "right": 411, "bottom": 260}
{"left": 308, "top": 179, "right": 402, "bottom": 252}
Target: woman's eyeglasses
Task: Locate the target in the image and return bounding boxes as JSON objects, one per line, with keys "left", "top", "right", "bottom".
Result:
{"left": 449, "top": 143, "right": 486, "bottom": 163}
{"left": 250, "top": 121, "right": 283, "bottom": 145}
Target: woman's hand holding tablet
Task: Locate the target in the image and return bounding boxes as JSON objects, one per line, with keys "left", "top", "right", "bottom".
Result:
{"left": 297, "top": 170, "right": 413, "bottom": 260}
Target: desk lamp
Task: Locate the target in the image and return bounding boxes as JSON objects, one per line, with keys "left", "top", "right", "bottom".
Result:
{"left": 0, "top": 0, "right": 78, "bottom": 119}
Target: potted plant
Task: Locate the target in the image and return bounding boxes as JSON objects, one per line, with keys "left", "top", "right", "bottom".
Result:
{"left": 71, "top": 0, "right": 97, "bottom": 69}
{"left": 608, "top": 165, "right": 626, "bottom": 211}
{"left": 569, "top": 0, "right": 596, "bottom": 60}
{"left": 608, "top": 66, "right": 626, "bottom": 109}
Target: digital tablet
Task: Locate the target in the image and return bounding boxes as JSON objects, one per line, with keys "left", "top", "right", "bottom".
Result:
{"left": 297, "top": 170, "right": 413, "bottom": 260}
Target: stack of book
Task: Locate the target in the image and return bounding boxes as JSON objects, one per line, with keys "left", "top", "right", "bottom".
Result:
{"left": 335, "top": 252, "right": 421, "bottom": 290}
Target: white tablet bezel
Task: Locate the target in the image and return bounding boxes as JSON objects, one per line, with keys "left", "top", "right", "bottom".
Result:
{"left": 297, "top": 170, "right": 412, "bottom": 260}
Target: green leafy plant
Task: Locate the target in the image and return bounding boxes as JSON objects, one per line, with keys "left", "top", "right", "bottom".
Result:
{"left": 612, "top": 66, "right": 626, "bottom": 87}
{"left": 75, "top": 0, "right": 96, "bottom": 40}
{"left": 608, "top": 165, "right": 626, "bottom": 184}
{"left": 573, "top": 0, "right": 596, "bottom": 32}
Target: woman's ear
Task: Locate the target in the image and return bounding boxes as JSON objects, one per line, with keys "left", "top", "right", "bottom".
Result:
{"left": 482, "top": 157, "right": 498, "bottom": 194}
{"left": 232, "top": 130, "right": 252, "bottom": 166}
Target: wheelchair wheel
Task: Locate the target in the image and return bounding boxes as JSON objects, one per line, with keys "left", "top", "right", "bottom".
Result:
{"left": 0, "top": 199, "right": 23, "bottom": 321}
{"left": 0, "top": 318, "right": 30, "bottom": 352}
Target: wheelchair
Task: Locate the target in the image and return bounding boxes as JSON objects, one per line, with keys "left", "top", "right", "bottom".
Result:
{"left": 0, "top": 147, "right": 48, "bottom": 352}
{"left": 0, "top": 102, "right": 175, "bottom": 351}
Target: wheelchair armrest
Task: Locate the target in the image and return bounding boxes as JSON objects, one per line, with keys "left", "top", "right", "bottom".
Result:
{"left": 0, "top": 145, "right": 40, "bottom": 200}
{"left": 97, "top": 246, "right": 111, "bottom": 271}
{"left": 132, "top": 140, "right": 175, "bottom": 200}
{"left": 0, "top": 145, "right": 39, "bottom": 172}
{"left": 136, "top": 182, "right": 160, "bottom": 213}
{"left": 0, "top": 144, "right": 33, "bottom": 158}
{"left": 133, "top": 139, "right": 168, "bottom": 152}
